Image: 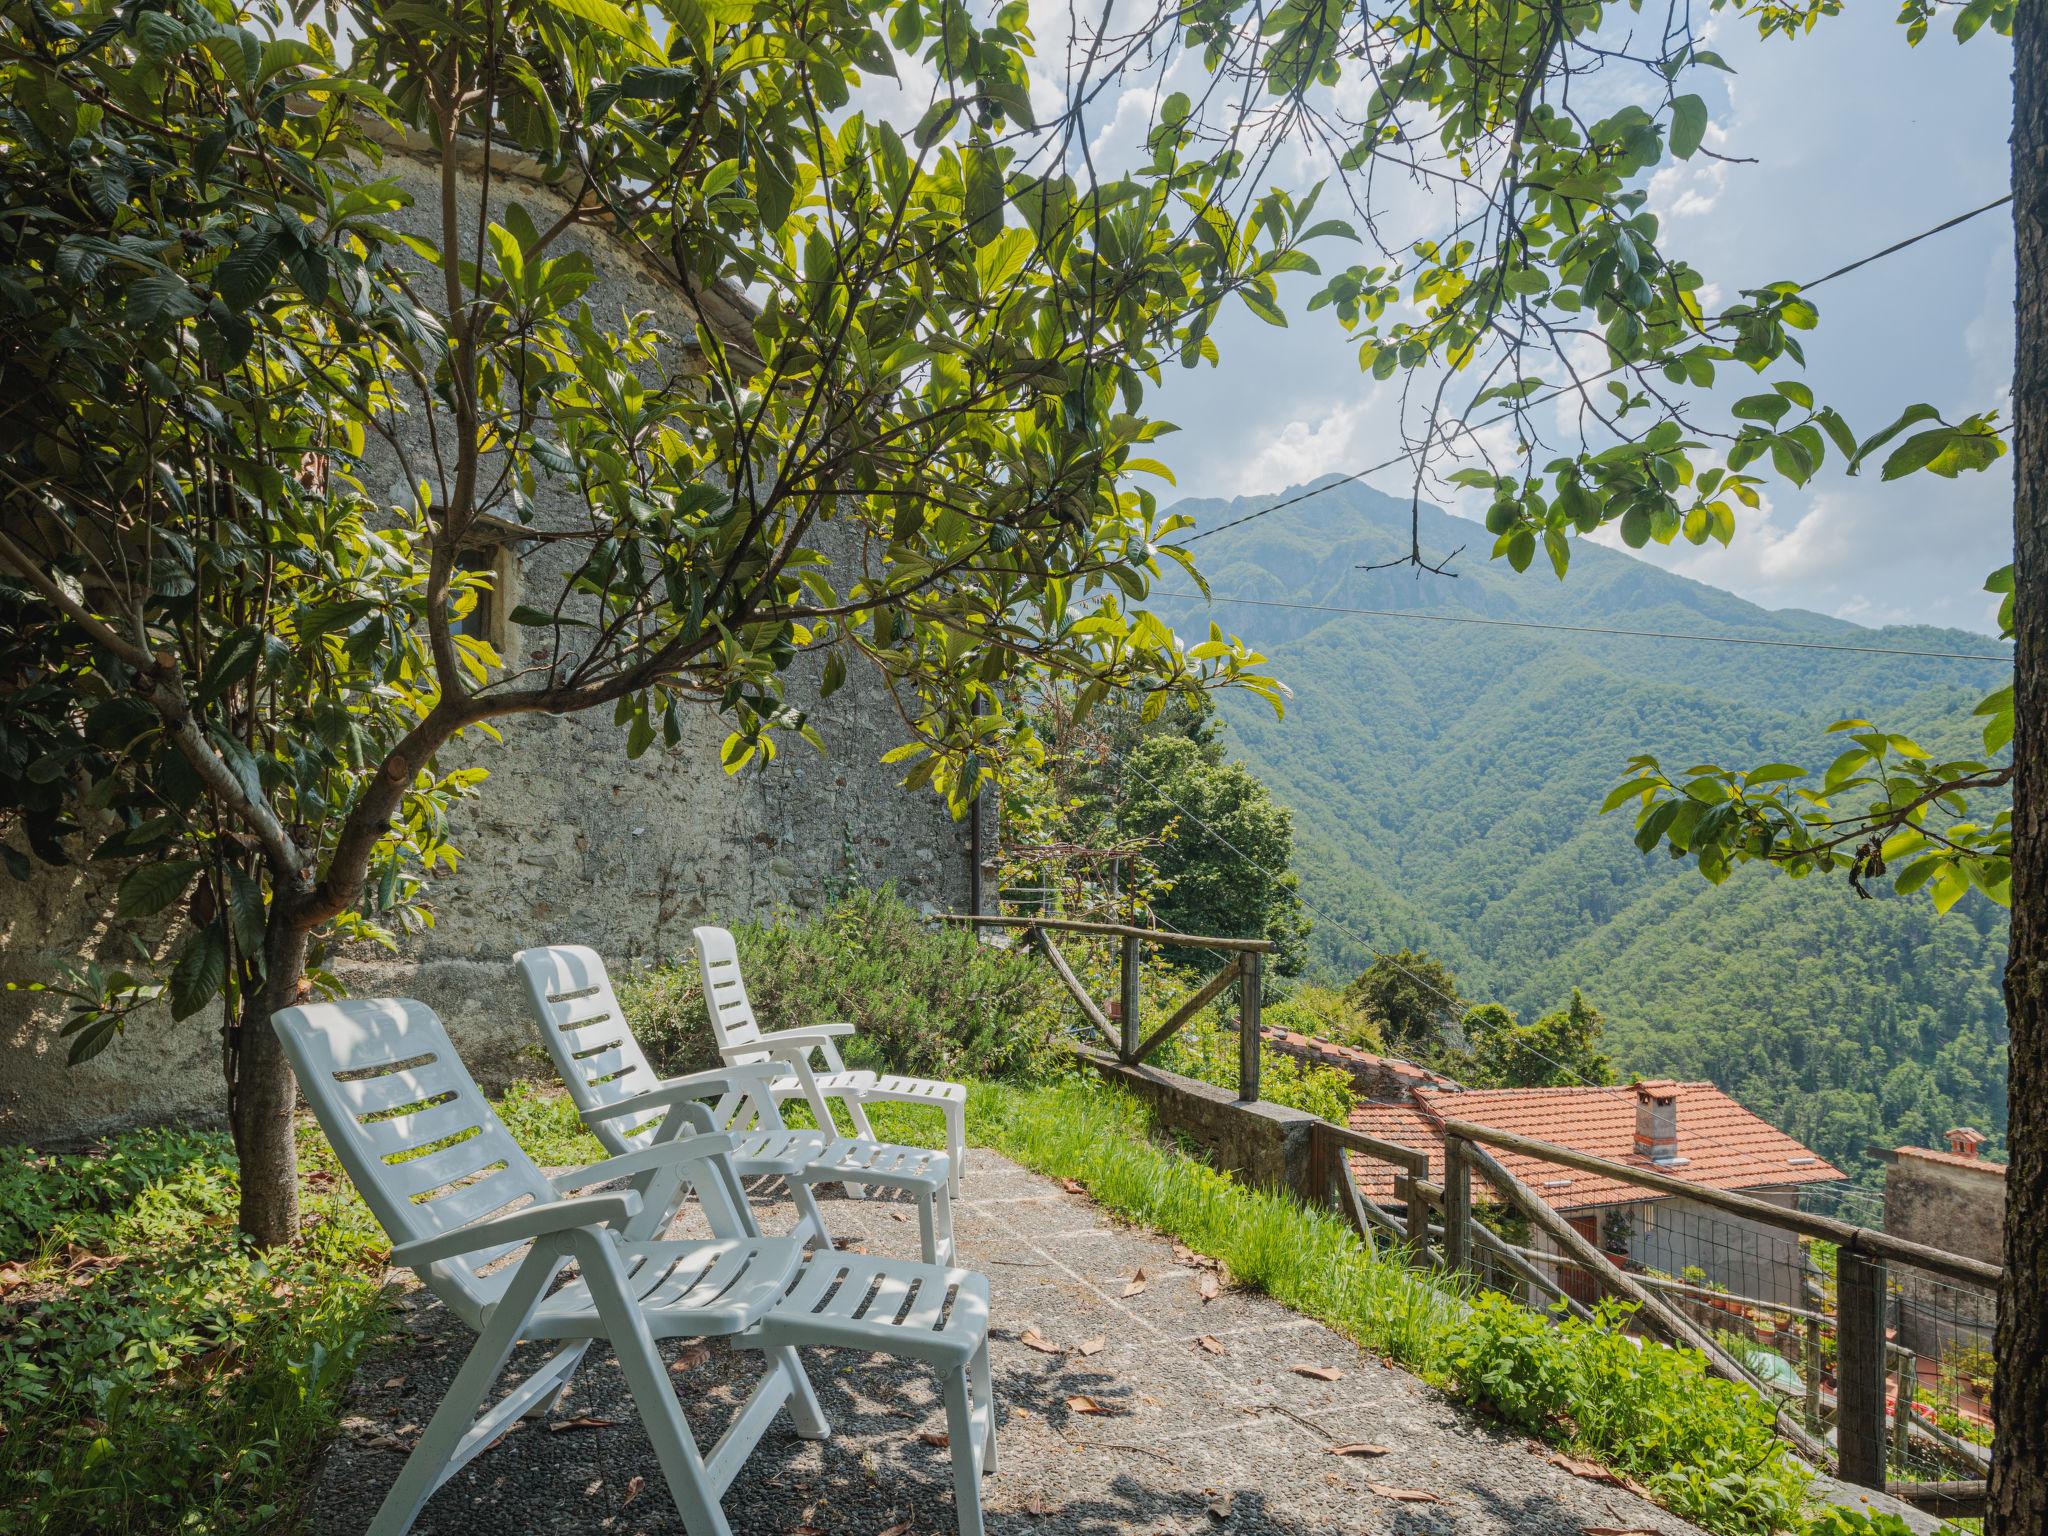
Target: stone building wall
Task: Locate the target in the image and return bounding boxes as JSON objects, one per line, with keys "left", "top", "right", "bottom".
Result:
{"left": 1882, "top": 1146, "right": 2005, "bottom": 1358}
{"left": 0, "top": 142, "right": 969, "bottom": 1147}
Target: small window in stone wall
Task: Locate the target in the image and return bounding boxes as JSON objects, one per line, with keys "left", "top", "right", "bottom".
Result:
{"left": 449, "top": 542, "right": 515, "bottom": 652}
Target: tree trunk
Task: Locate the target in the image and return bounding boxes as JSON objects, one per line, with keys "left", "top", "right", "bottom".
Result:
{"left": 233, "top": 913, "right": 308, "bottom": 1245}
{"left": 1991, "top": 4, "right": 2046, "bottom": 1531}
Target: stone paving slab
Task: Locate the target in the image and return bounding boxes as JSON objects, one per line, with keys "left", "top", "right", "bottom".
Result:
{"left": 310, "top": 1152, "right": 1710, "bottom": 1536}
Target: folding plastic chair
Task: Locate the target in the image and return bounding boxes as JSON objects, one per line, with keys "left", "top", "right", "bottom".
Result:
{"left": 693, "top": 925, "right": 968, "bottom": 1197}
{"left": 513, "top": 944, "right": 955, "bottom": 1263}
{"left": 274, "top": 997, "right": 995, "bottom": 1536}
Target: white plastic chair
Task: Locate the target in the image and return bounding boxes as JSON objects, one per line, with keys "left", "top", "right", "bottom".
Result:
{"left": 274, "top": 997, "right": 996, "bottom": 1536}
{"left": 693, "top": 925, "right": 968, "bottom": 1197}
{"left": 513, "top": 944, "right": 955, "bottom": 1263}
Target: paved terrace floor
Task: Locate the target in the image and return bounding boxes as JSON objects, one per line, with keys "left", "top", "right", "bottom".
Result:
{"left": 312, "top": 1151, "right": 1711, "bottom": 1536}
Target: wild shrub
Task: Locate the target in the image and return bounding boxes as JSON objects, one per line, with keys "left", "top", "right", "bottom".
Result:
{"left": 619, "top": 886, "right": 1068, "bottom": 1082}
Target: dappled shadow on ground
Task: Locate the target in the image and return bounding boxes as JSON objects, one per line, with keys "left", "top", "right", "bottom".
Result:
{"left": 310, "top": 1155, "right": 1706, "bottom": 1536}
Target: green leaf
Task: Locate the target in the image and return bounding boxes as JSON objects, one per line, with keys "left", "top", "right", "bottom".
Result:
{"left": 1669, "top": 94, "right": 1708, "bottom": 159}
{"left": 168, "top": 924, "right": 227, "bottom": 1021}
{"left": 115, "top": 859, "right": 203, "bottom": 921}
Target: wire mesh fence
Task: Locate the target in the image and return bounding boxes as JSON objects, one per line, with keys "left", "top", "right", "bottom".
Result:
{"left": 1322, "top": 1130, "right": 1998, "bottom": 1503}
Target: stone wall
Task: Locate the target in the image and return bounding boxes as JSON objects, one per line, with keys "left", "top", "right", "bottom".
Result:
{"left": 1084, "top": 1049, "right": 1323, "bottom": 1202}
{"left": 1883, "top": 1147, "right": 2004, "bottom": 1358}
{"left": 0, "top": 142, "right": 969, "bottom": 1148}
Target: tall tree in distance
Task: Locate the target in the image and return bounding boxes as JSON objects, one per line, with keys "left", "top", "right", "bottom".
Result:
{"left": 1344, "top": 948, "right": 1462, "bottom": 1060}
{"left": 1460, "top": 991, "right": 1617, "bottom": 1089}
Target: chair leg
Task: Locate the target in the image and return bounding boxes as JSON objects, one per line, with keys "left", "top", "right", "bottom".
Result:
{"left": 916, "top": 1190, "right": 939, "bottom": 1266}
{"left": 523, "top": 1340, "right": 593, "bottom": 1417}
{"left": 936, "top": 1186, "right": 957, "bottom": 1268}
{"left": 765, "top": 1343, "right": 830, "bottom": 1439}
{"left": 367, "top": 1242, "right": 568, "bottom": 1536}
{"left": 971, "top": 1336, "right": 997, "bottom": 1476}
{"left": 573, "top": 1234, "right": 734, "bottom": 1536}
{"left": 941, "top": 1364, "right": 987, "bottom": 1536}
{"left": 944, "top": 1105, "right": 965, "bottom": 1198}
{"left": 791, "top": 1178, "right": 836, "bottom": 1252}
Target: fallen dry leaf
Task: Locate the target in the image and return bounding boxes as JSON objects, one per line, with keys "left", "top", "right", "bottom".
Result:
{"left": 1548, "top": 1454, "right": 1624, "bottom": 1486}
{"left": 1022, "top": 1495, "right": 1057, "bottom": 1517}
{"left": 1019, "top": 1328, "right": 1062, "bottom": 1355}
{"left": 623, "top": 1475, "right": 647, "bottom": 1508}
{"left": 876, "top": 1522, "right": 914, "bottom": 1536}
{"left": 1328, "top": 1443, "right": 1391, "bottom": 1458}
{"left": 671, "top": 1343, "right": 712, "bottom": 1373}
{"left": 787, "top": 1526, "right": 826, "bottom": 1536}
{"left": 1206, "top": 1493, "right": 1235, "bottom": 1520}
{"left": 1121, "top": 1269, "right": 1148, "bottom": 1298}
{"left": 918, "top": 1430, "right": 950, "bottom": 1449}
{"left": 1066, "top": 1394, "right": 1123, "bottom": 1416}
{"left": 1197, "top": 1272, "right": 1220, "bottom": 1302}
{"left": 1060, "top": 1178, "right": 1085, "bottom": 1194}
{"left": 1077, "top": 1336, "right": 1105, "bottom": 1357}
{"left": 1290, "top": 1365, "right": 1343, "bottom": 1382}
{"left": 1196, "top": 1335, "right": 1226, "bottom": 1356}
{"left": 547, "top": 1416, "right": 619, "bottom": 1433}
{"left": 1367, "top": 1483, "right": 1440, "bottom": 1504}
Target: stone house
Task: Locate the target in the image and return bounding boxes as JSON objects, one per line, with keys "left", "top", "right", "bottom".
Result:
{"left": 1348, "top": 1080, "right": 1846, "bottom": 1308}
{"left": 1880, "top": 1130, "right": 2004, "bottom": 1362}
{"left": 0, "top": 138, "right": 971, "bottom": 1147}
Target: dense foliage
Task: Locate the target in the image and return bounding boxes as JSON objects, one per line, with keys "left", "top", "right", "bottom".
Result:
{"left": 1185, "top": 480, "right": 2010, "bottom": 1177}
{"left": 1342, "top": 946, "right": 1463, "bottom": 1057}
{"left": 616, "top": 887, "right": 1069, "bottom": 1083}
{"left": 0, "top": 0, "right": 1299, "bottom": 1237}
{"left": 1459, "top": 991, "right": 1617, "bottom": 1089}
{"left": 0, "top": 1129, "right": 387, "bottom": 1532}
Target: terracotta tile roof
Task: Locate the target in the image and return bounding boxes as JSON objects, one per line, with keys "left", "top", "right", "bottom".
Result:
{"left": 1895, "top": 1144, "right": 2008, "bottom": 1175}
{"left": 1345, "top": 1083, "right": 1845, "bottom": 1213}
{"left": 1259, "top": 1026, "right": 1461, "bottom": 1088}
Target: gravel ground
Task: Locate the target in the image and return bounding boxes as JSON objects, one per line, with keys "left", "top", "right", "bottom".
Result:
{"left": 310, "top": 1151, "right": 1717, "bottom": 1536}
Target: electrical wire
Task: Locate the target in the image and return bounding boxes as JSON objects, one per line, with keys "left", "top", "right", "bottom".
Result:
{"left": 1182, "top": 194, "right": 2017, "bottom": 548}
{"left": 1149, "top": 590, "right": 2014, "bottom": 664}
{"left": 1122, "top": 763, "right": 1605, "bottom": 1089}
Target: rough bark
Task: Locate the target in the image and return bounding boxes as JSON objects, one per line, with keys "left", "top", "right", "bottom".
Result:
{"left": 1991, "top": 5, "right": 2046, "bottom": 1532}
{"left": 232, "top": 913, "right": 309, "bottom": 1246}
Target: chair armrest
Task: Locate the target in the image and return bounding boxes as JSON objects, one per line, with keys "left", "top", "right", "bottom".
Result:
{"left": 391, "top": 1191, "right": 640, "bottom": 1269}
{"left": 723, "top": 1025, "right": 854, "bottom": 1058}
{"left": 551, "top": 1131, "right": 742, "bottom": 1194}
{"left": 579, "top": 1066, "right": 756, "bottom": 1124}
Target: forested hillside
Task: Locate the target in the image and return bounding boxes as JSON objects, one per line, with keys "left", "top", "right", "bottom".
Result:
{"left": 1167, "top": 478, "right": 2012, "bottom": 1181}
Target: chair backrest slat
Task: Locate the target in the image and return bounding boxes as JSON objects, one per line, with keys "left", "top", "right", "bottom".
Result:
{"left": 271, "top": 998, "right": 559, "bottom": 1326}
{"left": 691, "top": 927, "right": 765, "bottom": 1059}
{"left": 515, "top": 945, "right": 783, "bottom": 1155}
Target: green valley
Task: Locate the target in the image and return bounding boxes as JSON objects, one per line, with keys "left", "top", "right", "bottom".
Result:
{"left": 1163, "top": 478, "right": 2012, "bottom": 1185}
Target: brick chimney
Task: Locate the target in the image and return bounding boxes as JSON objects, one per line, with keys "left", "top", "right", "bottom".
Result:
{"left": 1945, "top": 1127, "right": 1985, "bottom": 1159}
{"left": 1633, "top": 1081, "right": 1684, "bottom": 1165}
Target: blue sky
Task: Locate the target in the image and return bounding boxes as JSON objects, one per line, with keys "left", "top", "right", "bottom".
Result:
{"left": 1135, "top": 7, "right": 2016, "bottom": 636}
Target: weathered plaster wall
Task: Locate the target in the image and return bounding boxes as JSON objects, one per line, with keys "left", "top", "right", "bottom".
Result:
{"left": 0, "top": 145, "right": 968, "bottom": 1147}
{"left": 1883, "top": 1150, "right": 2004, "bottom": 1356}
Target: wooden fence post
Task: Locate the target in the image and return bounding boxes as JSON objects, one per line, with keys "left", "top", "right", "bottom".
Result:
{"left": 1403, "top": 1176, "right": 1431, "bottom": 1258}
{"left": 1443, "top": 1136, "right": 1473, "bottom": 1276}
{"left": 1836, "top": 1250, "right": 1891, "bottom": 1490}
{"left": 1237, "top": 948, "right": 1262, "bottom": 1102}
{"left": 1118, "top": 933, "right": 1141, "bottom": 1063}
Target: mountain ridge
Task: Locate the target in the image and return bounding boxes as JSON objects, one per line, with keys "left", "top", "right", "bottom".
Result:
{"left": 1164, "top": 476, "right": 2012, "bottom": 1180}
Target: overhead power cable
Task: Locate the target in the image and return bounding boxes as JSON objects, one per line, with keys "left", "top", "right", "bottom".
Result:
{"left": 1150, "top": 590, "right": 2014, "bottom": 664}
{"left": 1182, "top": 194, "right": 2017, "bottom": 548}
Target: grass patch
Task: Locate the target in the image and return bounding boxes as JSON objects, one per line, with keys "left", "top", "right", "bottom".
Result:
{"left": 939, "top": 1074, "right": 1897, "bottom": 1536}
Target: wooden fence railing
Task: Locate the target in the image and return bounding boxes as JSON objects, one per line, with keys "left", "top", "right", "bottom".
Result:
{"left": 1307, "top": 1114, "right": 2001, "bottom": 1509}
{"left": 940, "top": 914, "right": 1273, "bottom": 1101}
